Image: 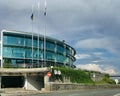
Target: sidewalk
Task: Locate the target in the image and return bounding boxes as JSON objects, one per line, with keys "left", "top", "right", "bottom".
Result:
{"left": 0, "top": 88, "right": 42, "bottom": 96}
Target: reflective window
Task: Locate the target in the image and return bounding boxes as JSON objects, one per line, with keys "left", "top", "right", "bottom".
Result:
{"left": 25, "top": 38, "right": 32, "bottom": 47}
{"left": 57, "top": 54, "right": 65, "bottom": 63}
{"left": 3, "top": 47, "right": 24, "bottom": 58}
{"left": 46, "top": 42, "right": 55, "bottom": 51}
{"left": 39, "top": 40, "right": 43, "bottom": 49}
{"left": 4, "top": 36, "right": 24, "bottom": 46}
{"left": 25, "top": 48, "right": 32, "bottom": 58}
{"left": 46, "top": 51, "right": 56, "bottom": 61}
{"left": 33, "top": 39, "right": 38, "bottom": 48}
{"left": 57, "top": 44, "right": 64, "bottom": 54}
{"left": 64, "top": 57, "right": 69, "bottom": 63}
{"left": 3, "top": 47, "right": 12, "bottom": 57}
{"left": 2, "top": 32, "right": 75, "bottom": 67}
{"left": 12, "top": 47, "right": 24, "bottom": 58}
{"left": 33, "top": 49, "right": 38, "bottom": 58}
{"left": 66, "top": 48, "right": 70, "bottom": 55}
{"left": 39, "top": 50, "right": 43, "bottom": 59}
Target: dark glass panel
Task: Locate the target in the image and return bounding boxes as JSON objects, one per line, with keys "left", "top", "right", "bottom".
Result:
{"left": 25, "top": 48, "right": 32, "bottom": 58}
{"left": 57, "top": 44, "right": 64, "bottom": 54}
{"left": 57, "top": 54, "right": 65, "bottom": 63}
{"left": 46, "top": 42, "right": 55, "bottom": 51}
{"left": 3, "top": 35, "right": 24, "bottom": 46}
{"left": 25, "top": 38, "right": 32, "bottom": 47}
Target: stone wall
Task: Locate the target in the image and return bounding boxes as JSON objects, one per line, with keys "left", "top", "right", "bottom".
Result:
{"left": 50, "top": 83, "right": 120, "bottom": 91}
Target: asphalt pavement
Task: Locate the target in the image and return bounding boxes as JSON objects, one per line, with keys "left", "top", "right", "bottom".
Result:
{"left": 1, "top": 88, "right": 120, "bottom": 96}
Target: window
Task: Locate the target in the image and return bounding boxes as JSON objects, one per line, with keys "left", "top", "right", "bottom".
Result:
{"left": 25, "top": 38, "right": 32, "bottom": 47}
{"left": 46, "top": 51, "right": 56, "bottom": 61}
{"left": 46, "top": 42, "right": 55, "bottom": 51}
{"left": 12, "top": 47, "right": 24, "bottom": 58}
{"left": 25, "top": 49, "right": 32, "bottom": 58}
{"left": 66, "top": 48, "right": 70, "bottom": 55}
{"left": 39, "top": 50, "right": 43, "bottom": 59}
{"left": 57, "top": 54, "right": 65, "bottom": 63}
{"left": 3, "top": 47, "right": 24, "bottom": 58}
{"left": 33, "top": 39, "right": 38, "bottom": 48}
{"left": 39, "top": 40, "right": 43, "bottom": 49}
{"left": 57, "top": 44, "right": 64, "bottom": 54}
{"left": 3, "top": 35, "right": 24, "bottom": 46}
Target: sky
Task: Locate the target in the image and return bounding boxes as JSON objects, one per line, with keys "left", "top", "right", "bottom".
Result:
{"left": 0, "top": 0, "right": 120, "bottom": 75}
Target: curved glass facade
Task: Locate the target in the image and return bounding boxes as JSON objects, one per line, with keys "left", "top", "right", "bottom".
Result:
{"left": 1, "top": 30, "right": 76, "bottom": 68}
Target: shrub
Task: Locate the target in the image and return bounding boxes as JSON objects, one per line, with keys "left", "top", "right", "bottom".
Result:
{"left": 53, "top": 67, "right": 93, "bottom": 83}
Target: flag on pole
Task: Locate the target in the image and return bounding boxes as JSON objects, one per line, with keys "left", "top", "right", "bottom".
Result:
{"left": 31, "top": 4, "right": 34, "bottom": 20}
{"left": 44, "top": 0, "right": 47, "bottom": 16}
{"left": 31, "top": 13, "right": 34, "bottom": 20}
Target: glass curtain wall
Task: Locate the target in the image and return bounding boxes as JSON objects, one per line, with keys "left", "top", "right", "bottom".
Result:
{"left": 2, "top": 31, "right": 75, "bottom": 68}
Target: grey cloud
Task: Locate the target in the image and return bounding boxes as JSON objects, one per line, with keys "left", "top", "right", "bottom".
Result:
{"left": 1, "top": 0, "right": 120, "bottom": 73}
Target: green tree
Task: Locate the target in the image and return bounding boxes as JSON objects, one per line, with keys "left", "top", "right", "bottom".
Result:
{"left": 3, "top": 59, "right": 13, "bottom": 68}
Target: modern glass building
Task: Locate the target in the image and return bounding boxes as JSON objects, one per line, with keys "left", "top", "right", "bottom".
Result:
{"left": 0, "top": 30, "right": 76, "bottom": 68}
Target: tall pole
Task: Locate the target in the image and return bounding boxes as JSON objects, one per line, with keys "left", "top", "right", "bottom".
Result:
{"left": 31, "top": 4, "right": 34, "bottom": 68}
{"left": 44, "top": 23, "right": 46, "bottom": 67}
{"left": 37, "top": 1, "right": 40, "bottom": 68}
{"left": 44, "top": 0, "right": 47, "bottom": 67}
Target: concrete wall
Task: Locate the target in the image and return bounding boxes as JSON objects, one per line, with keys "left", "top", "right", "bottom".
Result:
{"left": 24, "top": 75, "right": 44, "bottom": 91}
{"left": 50, "top": 83, "right": 120, "bottom": 91}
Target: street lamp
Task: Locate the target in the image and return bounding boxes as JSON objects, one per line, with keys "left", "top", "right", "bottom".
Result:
{"left": 50, "top": 66, "right": 53, "bottom": 72}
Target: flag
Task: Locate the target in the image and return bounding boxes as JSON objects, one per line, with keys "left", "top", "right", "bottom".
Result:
{"left": 31, "top": 13, "right": 34, "bottom": 20}
{"left": 44, "top": 0, "right": 47, "bottom": 16}
{"left": 44, "top": 11, "right": 46, "bottom": 16}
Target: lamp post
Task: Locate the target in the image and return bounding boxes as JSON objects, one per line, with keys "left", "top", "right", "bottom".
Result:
{"left": 50, "top": 66, "right": 53, "bottom": 72}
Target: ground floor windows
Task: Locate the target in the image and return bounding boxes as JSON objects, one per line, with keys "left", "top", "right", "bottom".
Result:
{"left": 2, "top": 58, "right": 72, "bottom": 68}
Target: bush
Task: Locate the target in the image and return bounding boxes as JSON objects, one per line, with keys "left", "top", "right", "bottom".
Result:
{"left": 102, "top": 77, "right": 116, "bottom": 84}
{"left": 53, "top": 67, "right": 93, "bottom": 83}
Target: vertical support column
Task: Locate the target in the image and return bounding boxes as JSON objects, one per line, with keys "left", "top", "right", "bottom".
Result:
{"left": 54, "top": 41, "right": 57, "bottom": 67}
{"left": 24, "top": 35, "right": 26, "bottom": 68}
{"left": 44, "top": 73, "right": 50, "bottom": 91}
{"left": 64, "top": 44, "right": 66, "bottom": 67}
{"left": 69, "top": 47, "right": 72, "bottom": 67}
{"left": 1, "top": 30, "right": 4, "bottom": 68}
{"left": 24, "top": 74, "right": 28, "bottom": 90}
{"left": 37, "top": 1, "right": 40, "bottom": 68}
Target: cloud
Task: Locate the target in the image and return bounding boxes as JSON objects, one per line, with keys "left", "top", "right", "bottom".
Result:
{"left": 92, "top": 60, "right": 104, "bottom": 63}
{"left": 75, "top": 37, "right": 120, "bottom": 57}
{"left": 0, "top": 0, "right": 120, "bottom": 74}
{"left": 77, "top": 64, "right": 117, "bottom": 75}
{"left": 93, "top": 52, "right": 104, "bottom": 56}
{"left": 75, "top": 54, "right": 91, "bottom": 59}
{"left": 75, "top": 38, "right": 110, "bottom": 49}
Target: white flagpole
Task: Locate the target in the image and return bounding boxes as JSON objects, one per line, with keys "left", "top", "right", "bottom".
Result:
{"left": 37, "top": 1, "right": 40, "bottom": 68}
{"left": 44, "top": 0, "right": 47, "bottom": 67}
{"left": 31, "top": 4, "right": 34, "bottom": 68}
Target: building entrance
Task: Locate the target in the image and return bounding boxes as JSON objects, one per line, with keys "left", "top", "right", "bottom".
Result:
{"left": 1, "top": 76, "right": 24, "bottom": 88}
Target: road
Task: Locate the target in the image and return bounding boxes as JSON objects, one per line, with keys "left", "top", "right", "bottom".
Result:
{"left": 31, "top": 89, "right": 120, "bottom": 96}
{"left": 2, "top": 88, "right": 120, "bottom": 96}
